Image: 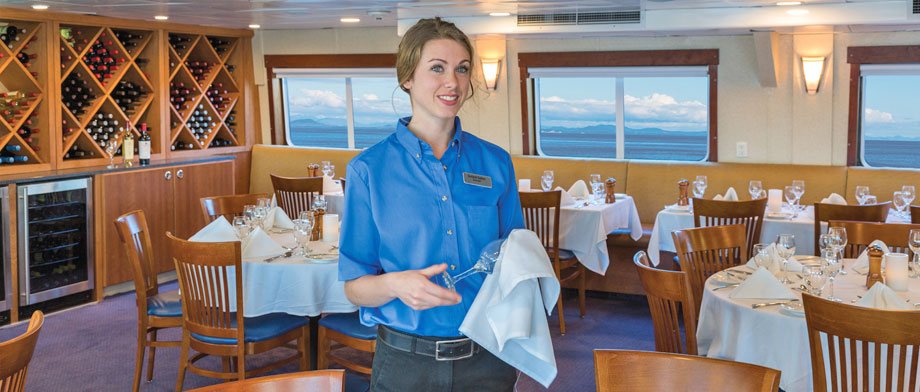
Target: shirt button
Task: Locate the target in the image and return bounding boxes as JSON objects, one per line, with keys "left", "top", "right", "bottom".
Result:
{"left": 443, "top": 165, "right": 447, "bottom": 171}
{"left": 447, "top": 229, "right": 453, "bottom": 235}
{"left": 415, "top": 153, "right": 420, "bottom": 159}
{"left": 441, "top": 195, "right": 448, "bottom": 202}
{"left": 450, "top": 264, "right": 457, "bottom": 271}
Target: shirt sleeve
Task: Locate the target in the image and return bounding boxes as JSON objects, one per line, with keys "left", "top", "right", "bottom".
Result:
{"left": 338, "top": 161, "right": 383, "bottom": 281}
{"left": 497, "top": 154, "right": 525, "bottom": 238}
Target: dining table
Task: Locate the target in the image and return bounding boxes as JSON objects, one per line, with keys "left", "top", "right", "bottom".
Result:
{"left": 555, "top": 194, "right": 643, "bottom": 275}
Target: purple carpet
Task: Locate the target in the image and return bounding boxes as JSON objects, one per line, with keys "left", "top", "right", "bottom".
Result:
{"left": 0, "top": 284, "right": 654, "bottom": 391}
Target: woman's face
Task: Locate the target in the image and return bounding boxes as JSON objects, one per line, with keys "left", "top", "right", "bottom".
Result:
{"left": 402, "top": 38, "right": 471, "bottom": 124}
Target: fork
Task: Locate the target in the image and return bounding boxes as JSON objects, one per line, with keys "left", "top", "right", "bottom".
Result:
{"left": 263, "top": 249, "right": 294, "bottom": 263}
{"left": 752, "top": 299, "right": 799, "bottom": 309}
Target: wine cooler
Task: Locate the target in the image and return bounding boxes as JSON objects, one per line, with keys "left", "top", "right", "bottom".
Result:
{"left": 0, "top": 187, "right": 11, "bottom": 313}
{"left": 17, "top": 178, "right": 94, "bottom": 305}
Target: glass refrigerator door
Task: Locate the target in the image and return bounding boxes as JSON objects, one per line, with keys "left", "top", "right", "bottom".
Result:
{"left": 0, "top": 187, "right": 10, "bottom": 312}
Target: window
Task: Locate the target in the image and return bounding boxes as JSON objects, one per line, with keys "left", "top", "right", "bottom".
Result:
{"left": 855, "top": 64, "right": 920, "bottom": 168}
{"left": 519, "top": 50, "right": 719, "bottom": 161}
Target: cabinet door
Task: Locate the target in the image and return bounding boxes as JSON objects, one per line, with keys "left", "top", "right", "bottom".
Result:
{"left": 97, "top": 168, "right": 175, "bottom": 287}
{"left": 173, "top": 161, "right": 236, "bottom": 239}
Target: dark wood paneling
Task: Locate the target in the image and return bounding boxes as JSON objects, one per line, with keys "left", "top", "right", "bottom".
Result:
{"left": 231, "top": 151, "right": 252, "bottom": 195}
{"left": 847, "top": 65, "right": 861, "bottom": 167}
{"left": 709, "top": 64, "right": 719, "bottom": 162}
{"left": 848, "top": 45, "right": 920, "bottom": 65}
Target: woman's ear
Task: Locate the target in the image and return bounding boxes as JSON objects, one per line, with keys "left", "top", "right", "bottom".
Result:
{"left": 402, "top": 79, "right": 413, "bottom": 92}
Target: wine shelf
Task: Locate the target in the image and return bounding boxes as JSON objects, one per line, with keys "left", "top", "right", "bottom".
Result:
{"left": 0, "top": 18, "right": 50, "bottom": 173}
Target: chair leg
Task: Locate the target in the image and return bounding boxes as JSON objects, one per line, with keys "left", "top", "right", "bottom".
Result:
{"left": 556, "top": 294, "right": 566, "bottom": 335}
{"left": 222, "top": 357, "right": 231, "bottom": 373}
{"left": 133, "top": 326, "right": 146, "bottom": 392}
{"left": 146, "top": 329, "right": 158, "bottom": 381}
{"left": 578, "top": 268, "right": 586, "bottom": 318}
{"left": 236, "top": 352, "right": 246, "bottom": 381}
{"left": 299, "top": 325, "right": 310, "bottom": 371}
{"left": 175, "top": 334, "right": 189, "bottom": 392}
{"left": 316, "top": 326, "right": 329, "bottom": 370}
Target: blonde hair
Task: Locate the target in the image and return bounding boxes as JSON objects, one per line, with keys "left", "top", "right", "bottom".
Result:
{"left": 396, "top": 17, "right": 475, "bottom": 99}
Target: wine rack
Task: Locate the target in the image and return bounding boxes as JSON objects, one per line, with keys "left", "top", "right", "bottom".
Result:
{"left": 0, "top": 18, "right": 51, "bottom": 173}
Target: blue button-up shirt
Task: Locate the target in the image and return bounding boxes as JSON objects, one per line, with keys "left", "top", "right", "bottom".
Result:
{"left": 339, "top": 117, "right": 524, "bottom": 337}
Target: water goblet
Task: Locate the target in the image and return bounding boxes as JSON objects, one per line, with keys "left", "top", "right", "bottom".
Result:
{"left": 312, "top": 194, "right": 327, "bottom": 211}
{"left": 792, "top": 180, "right": 805, "bottom": 213}
{"left": 863, "top": 195, "right": 878, "bottom": 205}
{"left": 439, "top": 239, "right": 504, "bottom": 291}
{"left": 257, "top": 197, "right": 271, "bottom": 209}
{"left": 232, "top": 216, "right": 252, "bottom": 240}
{"left": 243, "top": 205, "right": 257, "bottom": 226}
{"left": 802, "top": 264, "right": 828, "bottom": 296}
{"left": 104, "top": 142, "right": 118, "bottom": 169}
{"left": 695, "top": 175, "right": 708, "bottom": 198}
{"left": 541, "top": 170, "right": 555, "bottom": 192}
{"left": 749, "top": 180, "right": 763, "bottom": 200}
{"left": 909, "top": 229, "right": 920, "bottom": 278}
{"left": 893, "top": 191, "right": 908, "bottom": 220}
{"left": 591, "top": 181, "right": 605, "bottom": 205}
{"left": 589, "top": 174, "right": 602, "bottom": 193}
{"left": 855, "top": 185, "right": 871, "bottom": 205}
{"left": 292, "top": 219, "right": 314, "bottom": 256}
{"left": 822, "top": 253, "right": 843, "bottom": 301}
{"left": 776, "top": 234, "right": 796, "bottom": 284}
{"left": 752, "top": 243, "right": 771, "bottom": 269}
{"left": 784, "top": 186, "right": 797, "bottom": 217}
{"left": 828, "top": 226, "right": 848, "bottom": 275}
{"left": 902, "top": 186, "right": 915, "bottom": 218}
{"left": 323, "top": 163, "right": 335, "bottom": 178}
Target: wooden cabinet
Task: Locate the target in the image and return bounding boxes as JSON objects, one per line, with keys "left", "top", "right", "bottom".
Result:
{"left": 96, "top": 159, "right": 234, "bottom": 290}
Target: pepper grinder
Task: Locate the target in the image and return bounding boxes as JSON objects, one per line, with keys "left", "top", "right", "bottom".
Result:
{"left": 866, "top": 243, "right": 885, "bottom": 288}
{"left": 677, "top": 179, "right": 690, "bottom": 206}
{"left": 605, "top": 178, "right": 617, "bottom": 204}
{"left": 308, "top": 163, "right": 320, "bottom": 177}
{"left": 311, "top": 209, "right": 325, "bottom": 241}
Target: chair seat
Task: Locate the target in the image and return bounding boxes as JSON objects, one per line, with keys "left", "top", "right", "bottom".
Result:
{"left": 547, "top": 248, "right": 576, "bottom": 260}
{"left": 147, "top": 291, "right": 182, "bottom": 317}
{"left": 319, "top": 312, "right": 377, "bottom": 340}
{"left": 192, "top": 313, "right": 310, "bottom": 345}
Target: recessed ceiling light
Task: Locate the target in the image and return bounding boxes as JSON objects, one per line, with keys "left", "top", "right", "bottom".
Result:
{"left": 786, "top": 8, "right": 809, "bottom": 15}
{"left": 154, "top": 15, "right": 169, "bottom": 21}
{"left": 340, "top": 17, "right": 360, "bottom": 23}
{"left": 249, "top": 24, "right": 261, "bottom": 29}
{"left": 31, "top": 4, "right": 49, "bottom": 10}
{"left": 776, "top": 1, "right": 802, "bottom": 5}
{"left": 489, "top": 12, "right": 511, "bottom": 17}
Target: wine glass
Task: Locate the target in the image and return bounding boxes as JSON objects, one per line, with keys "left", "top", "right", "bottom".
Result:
{"left": 863, "top": 195, "right": 878, "bottom": 205}
{"left": 232, "top": 216, "right": 252, "bottom": 240}
{"left": 541, "top": 170, "right": 554, "bottom": 192}
{"left": 902, "top": 186, "right": 915, "bottom": 218}
{"left": 243, "top": 205, "right": 256, "bottom": 227}
{"left": 589, "top": 173, "right": 602, "bottom": 189}
{"left": 775, "top": 234, "right": 796, "bottom": 284}
{"left": 893, "top": 191, "right": 908, "bottom": 219}
{"left": 439, "top": 239, "right": 504, "bottom": 291}
{"left": 104, "top": 142, "right": 118, "bottom": 169}
{"left": 752, "top": 243, "right": 771, "bottom": 269}
{"left": 695, "top": 175, "right": 708, "bottom": 198}
{"left": 791, "top": 180, "right": 805, "bottom": 213}
{"left": 749, "top": 180, "right": 763, "bottom": 200}
{"left": 784, "top": 186, "right": 797, "bottom": 217}
{"left": 855, "top": 185, "right": 870, "bottom": 205}
{"left": 802, "top": 264, "right": 828, "bottom": 296}
{"left": 818, "top": 234, "right": 834, "bottom": 259}
{"left": 323, "top": 163, "right": 335, "bottom": 178}
{"left": 823, "top": 254, "right": 843, "bottom": 301}
{"left": 312, "top": 194, "right": 327, "bottom": 211}
{"left": 909, "top": 229, "right": 920, "bottom": 278}
{"left": 828, "top": 226, "right": 848, "bottom": 275}
{"left": 292, "top": 218, "right": 314, "bottom": 256}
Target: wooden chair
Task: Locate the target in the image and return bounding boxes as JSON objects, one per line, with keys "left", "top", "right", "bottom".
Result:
{"left": 692, "top": 197, "right": 767, "bottom": 258}
{"left": 803, "top": 293, "right": 920, "bottom": 392}
{"left": 672, "top": 224, "right": 748, "bottom": 316}
{"left": 115, "top": 210, "right": 183, "bottom": 392}
{"left": 519, "top": 190, "right": 585, "bottom": 335}
{"left": 167, "top": 232, "right": 310, "bottom": 390}
{"left": 187, "top": 370, "right": 345, "bottom": 392}
{"left": 912, "top": 205, "right": 920, "bottom": 224}
{"left": 827, "top": 220, "right": 920, "bottom": 257}
{"left": 316, "top": 312, "right": 377, "bottom": 376}
{"left": 270, "top": 174, "right": 323, "bottom": 219}
{"left": 633, "top": 251, "right": 697, "bottom": 355}
{"left": 0, "top": 311, "right": 44, "bottom": 392}
{"left": 593, "top": 349, "right": 781, "bottom": 392}
{"left": 813, "top": 202, "right": 891, "bottom": 256}
{"left": 200, "top": 193, "right": 271, "bottom": 224}
{"left": 338, "top": 177, "right": 346, "bottom": 196}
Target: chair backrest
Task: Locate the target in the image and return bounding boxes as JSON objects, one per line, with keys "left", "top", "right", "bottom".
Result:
{"left": 672, "top": 224, "right": 748, "bottom": 315}
{"left": 167, "top": 232, "right": 244, "bottom": 345}
{"left": 200, "top": 193, "right": 270, "bottom": 224}
{"left": 912, "top": 205, "right": 920, "bottom": 224}
{"left": 519, "top": 191, "right": 561, "bottom": 262}
{"left": 593, "top": 349, "right": 780, "bottom": 392}
{"left": 828, "top": 220, "right": 920, "bottom": 257}
{"left": 813, "top": 202, "right": 891, "bottom": 255}
{"left": 114, "top": 210, "right": 159, "bottom": 311}
{"left": 186, "top": 370, "right": 345, "bottom": 391}
{"left": 633, "top": 251, "right": 698, "bottom": 355}
{"left": 803, "top": 293, "right": 920, "bottom": 392}
{"left": 692, "top": 197, "right": 767, "bottom": 258}
{"left": 0, "top": 311, "right": 45, "bottom": 392}
{"left": 270, "top": 175, "right": 323, "bottom": 219}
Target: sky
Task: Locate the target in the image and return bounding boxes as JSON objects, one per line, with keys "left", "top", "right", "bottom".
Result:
{"left": 285, "top": 78, "right": 410, "bottom": 127}
{"left": 862, "top": 75, "right": 920, "bottom": 139}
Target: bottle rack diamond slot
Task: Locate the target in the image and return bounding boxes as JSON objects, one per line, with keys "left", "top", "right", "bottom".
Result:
{"left": 0, "top": 18, "right": 50, "bottom": 173}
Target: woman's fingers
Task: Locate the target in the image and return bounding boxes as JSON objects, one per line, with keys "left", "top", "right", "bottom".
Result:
{"left": 388, "top": 266, "right": 462, "bottom": 310}
{"left": 418, "top": 263, "right": 448, "bottom": 278}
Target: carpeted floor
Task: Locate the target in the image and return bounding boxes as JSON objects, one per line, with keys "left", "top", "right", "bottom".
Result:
{"left": 0, "top": 284, "right": 655, "bottom": 391}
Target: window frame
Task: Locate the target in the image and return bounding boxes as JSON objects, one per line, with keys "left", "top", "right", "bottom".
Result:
{"left": 517, "top": 50, "right": 720, "bottom": 161}
{"left": 264, "top": 54, "right": 397, "bottom": 147}
{"left": 846, "top": 45, "right": 920, "bottom": 167}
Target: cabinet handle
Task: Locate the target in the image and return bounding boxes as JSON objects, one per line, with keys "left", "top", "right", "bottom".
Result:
{"left": 165, "top": 170, "right": 173, "bottom": 180}
{"left": 176, "top": 169, "right": 184, "bottom": 179}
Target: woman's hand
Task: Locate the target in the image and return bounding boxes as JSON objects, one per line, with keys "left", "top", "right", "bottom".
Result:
{"left": 383, "top": 263, "right": 462, "bottom": 310}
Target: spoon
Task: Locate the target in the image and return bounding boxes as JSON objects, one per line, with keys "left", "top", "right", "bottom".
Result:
{"left": 752, "top": 299, "right": 800, "bottom": 309}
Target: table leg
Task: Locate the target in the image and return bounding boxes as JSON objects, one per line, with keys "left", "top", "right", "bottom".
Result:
{"left": 309, "top": 316, "right": 319, "bottom": 370}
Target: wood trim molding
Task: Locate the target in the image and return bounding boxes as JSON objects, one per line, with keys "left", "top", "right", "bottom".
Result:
{"left": 847, "top": 64, "right": 861, "bottom": 166}
{"left": 263, "top": 54, "right": 397, "bottom": 145}
{"left": 517, "top": 49, "right": 720, "bottom": 159}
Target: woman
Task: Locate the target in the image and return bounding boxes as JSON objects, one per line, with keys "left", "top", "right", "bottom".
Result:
{"left": 338, "top": 17, "right": 524, "bottom": 391}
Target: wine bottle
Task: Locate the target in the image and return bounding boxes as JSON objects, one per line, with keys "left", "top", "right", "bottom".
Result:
{"left": 123, "top": 128, "right": 135, "bottom": 164}
{"left": 138, "top": 123, "right": 151, "bottom": 165}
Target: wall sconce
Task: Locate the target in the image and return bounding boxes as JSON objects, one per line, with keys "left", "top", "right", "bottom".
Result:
{"left": 481, "top": 58, "right": 502, "bottom": 92}
{"left": 801, "top": 56, "right": 825, "bottom": 95}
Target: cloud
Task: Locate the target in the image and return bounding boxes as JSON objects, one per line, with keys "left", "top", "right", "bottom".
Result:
{"left": 864, "top": 108, "right": 894, "bottom": 123}
{"left": 362, "top": 94, "right": 379, "bottom": 101}
{"left": 624, "top": 93, "right": 707, "bottom": 123}
{"left": 289, "top": 89, "right": 346, "bottom": 108}
{"left": 539, "top": 92, "right": 707, "bottom": 130}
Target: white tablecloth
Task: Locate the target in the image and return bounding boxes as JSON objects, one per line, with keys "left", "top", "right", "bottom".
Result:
{"left": 647, "top": 206, "right": 905, "bottom": 265}
{"left": 696, "top": 260, "right": 920, "bottom": 392}
{"left": 559, "top": 195, "right": 643, "bottom": 275}
{"left": 325, "top": 191, "right": 344, "bottom": 216}
{"left": 225, "top": 232, "right": 356, "bottom": 317}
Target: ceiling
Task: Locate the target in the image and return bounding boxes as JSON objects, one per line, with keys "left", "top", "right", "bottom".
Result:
{"left": 0, "top": 0, "right": 916, "bottom": 33}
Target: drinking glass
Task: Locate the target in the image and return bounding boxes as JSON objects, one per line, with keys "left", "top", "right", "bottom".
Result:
{"left": 440, "top": 239, "right": 504, "bottom": 291}
{"left": 863, "top": 195, "right": 878, "bottom": 205}
{"left": 691, "top": 180, "right": 703, "bottom": 199}
{"left": 749, "top": 180, "right": 763, "bottom": 200}
{"left": 893, "top": 191, "right": 908, "bottom": 219}
{"left": 902, "top": 186, "right": 915, "bottom": 218}
{"left": 776, "top": 234, "right": 796, "bottom": 284}
{"left": 803, "top": 264, "right": 828, "bottom": 296}
{"left": 822, "top": 253, "right": 843, "bottom": 301}
{"left": 321, "top": 160, "right": 332, "bottom": 176}
{"left": 695, "top": 175, "right": 708, "bottom": 198}
{"left": 752, "top": 243, "right": 771, "bottom": 269}
{"left": 312, "top": 194, "right": 327, "bottom": 211}
{"left": 298, "top": 211, "right": 316, "bottom": 236}
{"left": 784, "top": 186, "right": 797, "bottom": 217}
{"left": 292, "top": 219, "right": 314, "bottom": 256}
{"left": 589, "top": 173, "right": 602, "bottom": 188}
{"left": 855, "top": 185, "right": 871, "bottom": 205}
{"left": 909, "top": 229, "right": 920, "bottom": 278}
{"left": 323, "top": 163, "right": 335, "bottom": 178}
{"left": 252, "top": 206, "right": 268, "bottom": 230}
{"left": 541, "top": 170, "right": 555, "bottom": 192}
{"left": 243, "top": 205, "right": 257, "bottom": 227}
{"left": 828, "top": 226, "right": 848, "bottom": 275}
{"left": 257, "top": 197, "right": 271, "bottom": 209}
{"left": 791, "top": 180, "right": 805, "bottom": 213}
{"left": 232, "top": 216, "right": 252, "bottom": 240}
{"left": 104, "top": 142, "right": 118, "bottom": 169}
{"left": 818, "top": 234, "right": 835, "bottom": 260}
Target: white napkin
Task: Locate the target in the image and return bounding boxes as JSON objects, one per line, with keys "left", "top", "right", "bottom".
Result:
{"left": 820, "top": 193, "right": 847, "bottom": 205}
{"left": 460, "top": 229, "right": 560, "bottom": 388}
{"left": 852, "top": 240, "right": 890, "bottom": 274}
{"left": 554, "top": 186, "right": 576, "bottom": 207}
{"left": 567, "top": 180, "right": 589, "bottom": 199}
{"left": 323, "top": 175, "right": 342, "bottom": 193}
{"left": 242, "top": 227, "right": 285, "bottom": 259}
{"left": 263, "top": 207, "right": 294, "bottom": 230}
{"left": 729, "top": 267, "right": 797, "bottom": 299}
{"left": 856, "top": 282, "right": 911, "bottom": 310}
{"left": 189, "top": 216, "right": 237, "bottom": 242}
{"left": 714, "top": 187, "right": 739, "bottom": 201}
{"left": 744, "top": 243, "right": 803, "bottom": 275}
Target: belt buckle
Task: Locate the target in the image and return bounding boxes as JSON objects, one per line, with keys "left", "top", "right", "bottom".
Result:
{"left": 434, "top": 338, "right": 474, "bottom": 361}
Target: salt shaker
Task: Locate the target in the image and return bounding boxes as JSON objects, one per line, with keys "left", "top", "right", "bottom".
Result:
{"left": 308, "top": 163, "right": 320, "bottom": 177}
{"left": 605, "top": 178, "right": 617, "bottom": 204}
{"left": 678, "top": 179, "right": 690, "bottom": 206}
{"left": 866, "top": 244, "right": 884, "bottom": 288}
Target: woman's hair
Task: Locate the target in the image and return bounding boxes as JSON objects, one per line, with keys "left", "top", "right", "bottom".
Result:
{"left": 396, "top": 17, "right": 475, "bottom": 97}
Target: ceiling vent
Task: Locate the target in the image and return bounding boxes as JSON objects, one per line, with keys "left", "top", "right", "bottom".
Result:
{"left": 517, "top": 9, "right": 642, "bottom": 26}
{"left": 910, "top": 0, "right": 920, "bottom": 18}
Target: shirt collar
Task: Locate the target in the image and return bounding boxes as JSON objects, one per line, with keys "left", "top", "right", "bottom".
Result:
{"left": 395, "top": 117, "right": 465, "bottom": 162}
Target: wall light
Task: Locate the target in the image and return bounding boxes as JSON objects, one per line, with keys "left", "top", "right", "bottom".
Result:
{"left": 801, "top": 56, "right": 825, "bottom": 95}
{"left": 31, "top": 4, "right": 49, "bottom": 10}
{"left": 481, "top": 58, "right": 501, "bottom": 91}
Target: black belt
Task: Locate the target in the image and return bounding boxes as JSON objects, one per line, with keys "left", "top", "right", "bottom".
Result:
{"left": 379, "top": 326, "right": 480, "bottom": 361}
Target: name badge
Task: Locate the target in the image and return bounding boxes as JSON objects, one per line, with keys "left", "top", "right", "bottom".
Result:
{"left": 463, "top": 172, "right": 492, "bottom": 188}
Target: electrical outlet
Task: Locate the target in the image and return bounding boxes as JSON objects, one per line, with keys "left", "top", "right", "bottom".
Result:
{"left": 736, "top": 142, "right": 748, "bottom": 158}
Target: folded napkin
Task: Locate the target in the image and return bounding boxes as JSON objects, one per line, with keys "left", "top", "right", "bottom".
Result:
{"left": 189, "top": 216, "right": 237, "bottom": 242}
{"left": 568, "top": 180, "right": 589, "bottom": 198}
{"left": 323, "top": 175, "right": 342, "bottom": 193}
{"left": 729, "top": 267, "right": 797, "bottom": 300}
{"left": 714, "top": 187, "right": 739, "bottom": 201}
{"left": 856, "top": 282, "right": 912, "bottom": 310}
{"left": 460, "top": 229, "right": 560, "bottom": 388}
{"left": 262, "top": 207, "right": 295, "bottom": 230}
{"left": 744, "top": 243, "right": 803, "bottom": 275}
{"left": 852, "top": 240, "right": 890, "bottom": 274}
{"left": 820, "top": 193, "right": 847, "bottom": 205}
{"left": 554, "top": 186, "right": 577, "bottom": 207}
{"left": 242, "top": 227, "right": 285, "bottom": 259}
